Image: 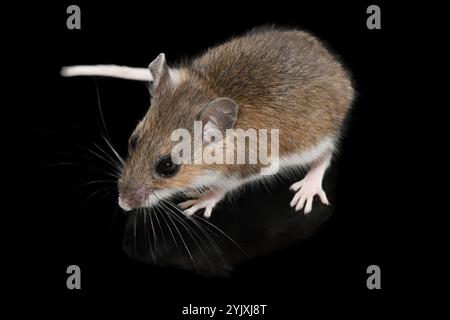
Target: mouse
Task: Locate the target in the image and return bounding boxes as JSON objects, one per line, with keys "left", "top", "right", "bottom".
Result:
{"left": 61, "top": 26, "right": 354, "bottom": 218}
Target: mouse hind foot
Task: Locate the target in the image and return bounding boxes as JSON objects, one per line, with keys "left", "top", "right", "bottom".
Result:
{"left": 289, "top": 153, "right": 332, "bottom": 214}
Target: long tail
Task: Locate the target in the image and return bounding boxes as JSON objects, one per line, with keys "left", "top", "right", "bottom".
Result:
{"left": 60, "top": 65, "right": 152, "bottom": 81}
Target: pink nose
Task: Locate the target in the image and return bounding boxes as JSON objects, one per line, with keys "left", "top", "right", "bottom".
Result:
{"left": 118, "top": 185, "right": 150, "bottom": 210}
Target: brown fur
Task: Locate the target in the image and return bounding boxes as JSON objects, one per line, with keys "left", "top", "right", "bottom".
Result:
{"left": 119, "top": 26, "right": 354, "bottom": 202}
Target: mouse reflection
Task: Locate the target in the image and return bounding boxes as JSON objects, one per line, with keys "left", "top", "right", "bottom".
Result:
{"left": 122, "top": 167, "right": 337, "bottom": 276}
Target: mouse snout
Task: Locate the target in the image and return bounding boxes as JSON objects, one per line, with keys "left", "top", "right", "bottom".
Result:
{"left": 118, "top": 183, "right": 151, "bottom": 211}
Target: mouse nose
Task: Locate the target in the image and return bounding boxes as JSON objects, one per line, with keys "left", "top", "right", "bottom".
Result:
{"left": 118, "top": 184, "right": 150, "bottom": 211}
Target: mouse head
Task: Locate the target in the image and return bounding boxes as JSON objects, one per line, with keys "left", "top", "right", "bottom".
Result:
{"left": 118, "top": 54, "right": 239, "bottom": 211}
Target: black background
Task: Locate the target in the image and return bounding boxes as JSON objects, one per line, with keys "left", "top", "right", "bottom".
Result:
{"left": 11, "top": 0, "right": 428, "bottom": 316}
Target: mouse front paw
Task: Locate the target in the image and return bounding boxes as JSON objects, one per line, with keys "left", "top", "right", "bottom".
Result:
{"left": 178, "top": 190, "right": 223, "bottom": 218}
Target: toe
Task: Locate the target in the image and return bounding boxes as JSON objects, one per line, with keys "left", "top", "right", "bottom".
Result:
{"left": 289, "top": 180, "right": 304, "bottom": 192}
{"left": 183, "top": 208, "right": 196, "bottom": 216}
{"left": 295, "top": 194, "right": 307, "bottom": 211}
{"left": 203, "top": 206, "right": 213, "bottom": 218}
{"left": 304, "top": 196, "right": 313, "bottom": 214}
{"left": 178, "top": 199, "right": 198, "bottom": 210}
{"left": 290, "top": 190, "right": 302, "bottom": 207}
{"left": 183, "top": 203, "right": 202, "bottom": 216}
{"left": 318, "top": 190, "right": 330, "bottom": 205}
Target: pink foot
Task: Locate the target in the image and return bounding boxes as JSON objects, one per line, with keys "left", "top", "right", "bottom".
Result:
{"left": 178, "top": 190, "right": 223, "bottom": 218}
{"left": 289, "top": 153, "right": 331, "bottom": 215}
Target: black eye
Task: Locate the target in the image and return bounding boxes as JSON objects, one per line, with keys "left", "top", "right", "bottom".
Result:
{"left": 129, "top": 134, "right": 139, "bottom": 149}
{"left": 155, "top": 155, "right": 180, "bottom": 178}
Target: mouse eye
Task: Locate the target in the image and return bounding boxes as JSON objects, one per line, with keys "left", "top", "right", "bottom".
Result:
{"left": 129, "top": 134, "right": 139, "bottom": 149}
{"left": 155, "top": 155, "right": 180, "bottom": 178}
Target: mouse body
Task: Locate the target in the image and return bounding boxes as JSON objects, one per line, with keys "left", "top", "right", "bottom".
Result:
{"left": 62, "top": 26, "right": 354, "bottom": 217}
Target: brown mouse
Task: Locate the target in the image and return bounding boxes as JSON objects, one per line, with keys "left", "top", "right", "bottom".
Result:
{"left": 62, "top": 26, "right": 354, "bottom": 218}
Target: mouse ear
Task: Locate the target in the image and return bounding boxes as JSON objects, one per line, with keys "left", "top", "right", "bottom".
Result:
{"left": 148, "top": 53, "right": 169, "bottom": 93}
{"left": 198, "top": 97, "right": 239, "bottom": 142}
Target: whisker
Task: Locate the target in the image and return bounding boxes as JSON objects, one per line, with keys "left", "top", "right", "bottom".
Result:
{"left": 80, "top": 187, "right": 111, "bottom": 207}
{"left": 133, "top": 210, "right": 139, "bottom": 257}
{"left": 186, "top": 215, "right": 225, "bottom": 263}
{"left": 145, "top": 207, "right": 158, "bottom": 252}
{"left": 92, "top": 140, "right": 123, "bottom": 171}
{"left": 68, "top": 162, "right": 119, "bottom": 179}
{"left": 142, "top": 209, "right": 156, "bottom": 263}
{"left": 152, "top": 193, "right": 198, "bottom": 272}
{"left": 94, "top": 79, "right": 112, "bottom": 144}
{"left": 153, "top": 202, "right": 182, "bottom": 258}
{"left": 99, "top": 189, "right": 114, "bottom": 202}
{"left": 85, "top": 146, "right": 122, "bottom": 174}
{"left": 163, "top": 200, "right": 225, "bottom": 265}
{"left": 47, "top": 150, "right": 100, "bottom": 167}
{"left": 101, "top": 134, "right": 126, "bottom": 167}
{"left": 37, "top": 162, "right": 77, "bottom": 169}
{"left": 109, "top": 206, "right": 122, "bottom": 231}
{"left": 162, "top": 204, "right": 198, "bottom": 273}
{"left": 159, "top": 200, "right": 215, "bottom": 272}
{"left": 72, "top": 179, "right": 117, "bottom": 190}
{"left": 194, "top": 215, "right": 249, "bottom": 257}
{"left": 153, "top": 209, "right": 167, "bottom": 249}
{"left": 94, "top": 78, "right": 125, "bottom": 167}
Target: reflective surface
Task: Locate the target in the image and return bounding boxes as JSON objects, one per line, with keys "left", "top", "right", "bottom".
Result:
{"left": 123, "top": 167, "right": 338, "bottom": 276}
